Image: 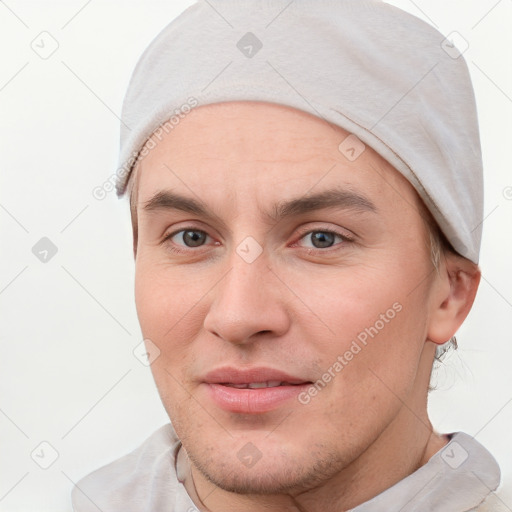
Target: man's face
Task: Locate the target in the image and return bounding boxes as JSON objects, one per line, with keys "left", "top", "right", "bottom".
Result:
{"left": 133, "top": 102, "right": 439, "bottom": 494}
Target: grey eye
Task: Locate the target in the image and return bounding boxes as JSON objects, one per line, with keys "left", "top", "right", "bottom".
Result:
{"left": 308, "top": 231, "right": 337, "bottom": 248}
{"left": 177, "top": 230, "right": 208, "bottom": 247}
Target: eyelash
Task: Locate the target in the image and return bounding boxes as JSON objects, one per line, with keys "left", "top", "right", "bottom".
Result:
{"left": 162, "top": 229, "right": 215, "bottom": 255}
{"left": 292, "top": 227, "right": 354, "bottom": 251}
{"left": 162, "top": 226, "right": 354, "bottom": 254}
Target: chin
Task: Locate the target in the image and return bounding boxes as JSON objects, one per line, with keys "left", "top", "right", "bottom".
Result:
{"left": 186, "top": 438, "right": 345, "bottom": 495}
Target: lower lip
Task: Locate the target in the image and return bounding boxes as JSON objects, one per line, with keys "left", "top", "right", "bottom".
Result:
{"left": 205, "top": 383, "right": 310, "bottom": 414}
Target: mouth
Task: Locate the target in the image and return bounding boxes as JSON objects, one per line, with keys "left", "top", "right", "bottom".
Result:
{"left": 202, "top": 367, "right": 312, "bottom": 414}
{"left": 222, "top": 381, "right": 306, "bottom": 389}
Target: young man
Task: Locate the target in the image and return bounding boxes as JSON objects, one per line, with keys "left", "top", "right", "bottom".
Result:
{"left": 73, "top": 1, "right": 504, "bottom": 510}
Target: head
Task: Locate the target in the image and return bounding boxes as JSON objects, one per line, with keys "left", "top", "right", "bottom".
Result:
{"left": 127, "top": 101, "right": 480, "bottom": 495}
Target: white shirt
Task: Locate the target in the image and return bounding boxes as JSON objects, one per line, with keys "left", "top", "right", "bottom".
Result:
{"left": 71, "top": 424, "right": 503, "bottom": 512}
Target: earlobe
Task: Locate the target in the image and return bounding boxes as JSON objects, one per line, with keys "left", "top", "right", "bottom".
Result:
{"left": 427, "top": 254, "right": 481, "bottom": 345}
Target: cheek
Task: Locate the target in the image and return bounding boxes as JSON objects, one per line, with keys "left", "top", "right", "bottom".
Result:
{"left": 282, "top": 263, "right": 409, "bottom": 347}
{"left": 134, "top": 258, "right": 209, "bottom": 359}
{"left": 289, "top": 264, "right": 428, "bottom": 403}
{"left": 134, "top": 261, "right": 209, "bottom": 420}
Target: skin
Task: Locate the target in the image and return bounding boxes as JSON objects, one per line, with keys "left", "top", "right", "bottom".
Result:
{"left": 132, "top": 101, "right": 480, "bottom": 512}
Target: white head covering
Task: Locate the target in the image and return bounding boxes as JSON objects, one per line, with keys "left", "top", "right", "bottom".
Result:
{"left": 116, "top": 0, "right": 484, "bottom": 263}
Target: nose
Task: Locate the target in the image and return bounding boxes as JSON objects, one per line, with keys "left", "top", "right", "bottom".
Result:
{"left": 203, "top": 254, "right": 291, "bottom": 345}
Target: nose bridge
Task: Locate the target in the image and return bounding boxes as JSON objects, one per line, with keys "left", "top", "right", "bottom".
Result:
{"left": 224, "top": 256, "right": 266, "bottom": 306}
{"left": 203, "top": 247, "right": 289, "bottom": 344}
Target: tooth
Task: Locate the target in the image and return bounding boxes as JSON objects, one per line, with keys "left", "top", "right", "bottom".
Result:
{"left": 227, "top": 383, "right": 248, "bottom": 389}
{"left": 267, "top": 381, "right": 282, "bottom": 387}
{"left": 248, "top": 382, "right": 267, "bottom": 389}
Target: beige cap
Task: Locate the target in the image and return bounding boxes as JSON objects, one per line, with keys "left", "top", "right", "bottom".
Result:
{"left": 116, "top": 0, "right": 483, "bottom": 263}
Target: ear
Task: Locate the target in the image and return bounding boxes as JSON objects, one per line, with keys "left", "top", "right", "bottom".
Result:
{"left": 427, "top": 253, "right": 481, "bottom": 345}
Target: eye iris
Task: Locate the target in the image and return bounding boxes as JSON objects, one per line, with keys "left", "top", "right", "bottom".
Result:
{"left": 311, "top": 231, "right": 335, "bottom": 248}
{"left": 183, "top": 230, "right": 206, "bottom": 247}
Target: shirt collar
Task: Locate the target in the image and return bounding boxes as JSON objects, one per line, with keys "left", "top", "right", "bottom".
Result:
{"left": 350, "top": 432, "right": 501, "bottom": 511}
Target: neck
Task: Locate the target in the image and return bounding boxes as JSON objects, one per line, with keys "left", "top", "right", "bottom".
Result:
{"left": 184, "top": 343, "right": 448, "bottom": 512}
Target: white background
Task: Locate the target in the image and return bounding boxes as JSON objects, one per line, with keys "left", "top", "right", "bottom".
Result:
{"left": 1, "top": 1, "right": 511, "bottom": 510}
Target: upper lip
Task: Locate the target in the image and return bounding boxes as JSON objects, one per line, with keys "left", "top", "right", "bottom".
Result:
{"left": 203, "top": 367, "right": 310, "bottom": 385}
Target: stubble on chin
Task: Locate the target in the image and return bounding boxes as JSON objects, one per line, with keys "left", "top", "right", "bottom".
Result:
{"left": 184, "top": 440, "right": 348, "bottom": 496}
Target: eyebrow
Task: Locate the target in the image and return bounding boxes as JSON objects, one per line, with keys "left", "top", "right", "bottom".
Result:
{"left": 143, "top": 191, "right": 210, "bottom": 217}
{"left": 272, "top": 188, "right": 377, "bottom": 220}
{"left": 141, "top": 188, "right": 377, "bottom": 222}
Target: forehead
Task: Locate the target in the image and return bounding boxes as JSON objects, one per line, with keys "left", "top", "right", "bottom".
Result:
{"left": 134, "top": 101, "right": 421, "bottom": 216}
